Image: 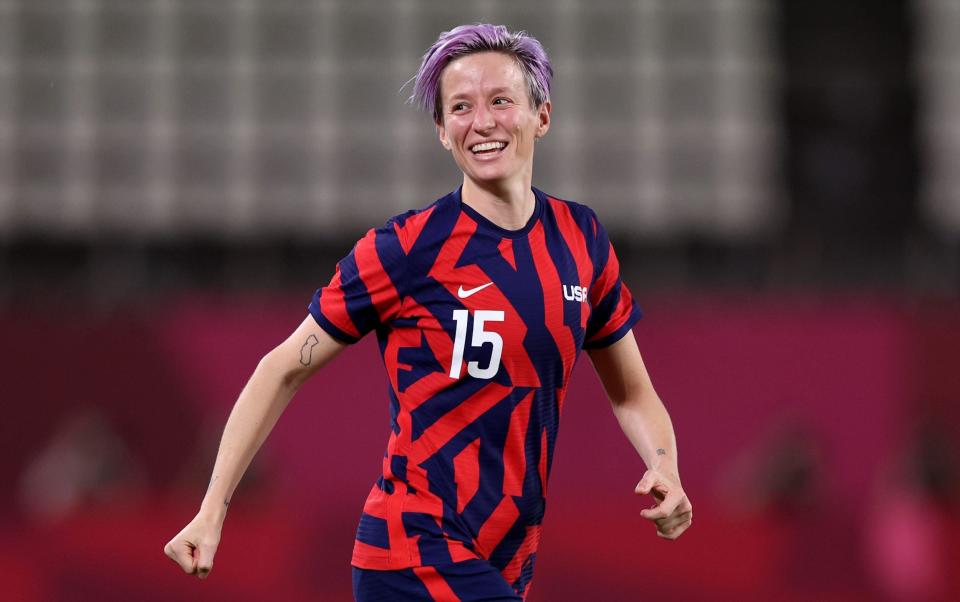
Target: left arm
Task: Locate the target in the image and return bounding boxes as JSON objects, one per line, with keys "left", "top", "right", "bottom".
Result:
{"left": 588, "top": 331, "right": 692, "bottom": 540}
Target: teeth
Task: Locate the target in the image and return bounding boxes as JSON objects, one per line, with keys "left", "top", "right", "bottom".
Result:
{"left": 471, "top": 141, "right": 506, "bottom": 153}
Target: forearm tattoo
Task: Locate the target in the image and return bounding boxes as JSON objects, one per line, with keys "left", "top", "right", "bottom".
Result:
{"left": 208, "top": 475, "right": 230, "bottom": 508}
{"left": 656, "top": 448, "right": 666, "bottom": 456}
{"left": 299, "top": 334, "right": 319, "bottom": 366}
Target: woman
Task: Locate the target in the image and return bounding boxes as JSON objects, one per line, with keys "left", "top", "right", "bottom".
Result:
{"left": 165, "top": 23, "right": 692, "bottom": 601}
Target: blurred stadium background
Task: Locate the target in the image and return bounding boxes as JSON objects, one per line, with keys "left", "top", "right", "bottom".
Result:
{"left": 2, "top": 0, "right": 959, "bottom": 600}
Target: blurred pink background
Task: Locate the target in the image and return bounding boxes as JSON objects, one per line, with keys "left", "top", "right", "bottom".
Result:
{"left": 3, "top": 294, "right": 959, "bottom": 601}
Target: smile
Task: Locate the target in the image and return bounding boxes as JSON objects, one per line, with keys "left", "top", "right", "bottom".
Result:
{"left": 470, "top": 141, "right": 508, "bottom": 154}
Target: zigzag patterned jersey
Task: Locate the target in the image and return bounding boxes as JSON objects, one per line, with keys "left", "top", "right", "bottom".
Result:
{"left": 308, "top": 186, "right": 641, "bottom": 596}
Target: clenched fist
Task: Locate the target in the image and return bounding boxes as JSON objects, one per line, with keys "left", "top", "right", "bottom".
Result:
{"left": 164, "top": 515, "right": 223, "bottom": 579}
{"left": 635, "top": 468, "right": 693, "bottom": 540}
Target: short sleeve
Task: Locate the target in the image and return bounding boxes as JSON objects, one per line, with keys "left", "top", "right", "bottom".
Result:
{"left": 583, "top": 212, "right": 642, "bottom": 349}
{"left": 308, "top": 223, "right": 406, "bottom": 344}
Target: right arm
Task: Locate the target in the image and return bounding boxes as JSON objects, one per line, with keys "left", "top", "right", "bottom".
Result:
{"left": 164, "top": 315, "right": 346, "bottom": 578}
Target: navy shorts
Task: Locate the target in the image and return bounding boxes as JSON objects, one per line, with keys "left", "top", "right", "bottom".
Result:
{"left": 352, "top": 559, "right": 524, "bottom": 601}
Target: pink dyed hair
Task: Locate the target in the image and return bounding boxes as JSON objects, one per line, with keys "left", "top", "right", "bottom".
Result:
{"left": 410, "top": 23, "right": 553, "bottom": 124}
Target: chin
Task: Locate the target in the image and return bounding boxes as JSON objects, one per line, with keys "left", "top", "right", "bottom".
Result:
{"left": 467, "top": 162, "right": 514, "bottom": 183}
{"left": 471, "top": 169, "right": 508, "bottom": 182}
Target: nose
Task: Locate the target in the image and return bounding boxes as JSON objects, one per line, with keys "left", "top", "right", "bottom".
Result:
{"left": 472, "top": 103, "right": 495, "bottom": 133}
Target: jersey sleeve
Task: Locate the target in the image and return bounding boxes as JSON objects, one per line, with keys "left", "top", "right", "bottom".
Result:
{"left": 583, "top": 211, "right": 643, "bottom": 349}
{"left": 308, "top": 222, "right": 406, "bottom": 344}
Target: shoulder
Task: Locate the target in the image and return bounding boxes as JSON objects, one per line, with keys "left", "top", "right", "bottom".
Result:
{"left": 366, "top": 191, "right": 457, "bottom": 254}
{"left": 537, "top": 188, "right": 597, "bottom": 219}
{"left": 536, "top": 187, "right": 605, "bottom": 241}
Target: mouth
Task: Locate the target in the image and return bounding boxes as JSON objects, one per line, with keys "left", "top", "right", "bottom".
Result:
{"left": 469, "top": 141, "right": 508, "bottom": 156}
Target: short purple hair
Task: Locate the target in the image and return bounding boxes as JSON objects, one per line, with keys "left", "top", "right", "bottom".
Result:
{"left": 410, "top": 23, "right": 553, "bottom": 124}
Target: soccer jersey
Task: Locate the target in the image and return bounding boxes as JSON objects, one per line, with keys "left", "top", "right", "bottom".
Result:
{"left": 309, "top": 186, "right": 641, "bottom": 596}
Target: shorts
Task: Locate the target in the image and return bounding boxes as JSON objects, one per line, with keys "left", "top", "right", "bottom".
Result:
{"left": 352, "top": 559, "right": 524, "bottom": 601}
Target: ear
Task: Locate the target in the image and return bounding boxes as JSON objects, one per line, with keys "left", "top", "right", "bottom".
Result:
{"left": 535, "top": 100, "right": 552, "bottom": 139}
{"left": 437, "top": 120, "right": 451, "bottom": 151}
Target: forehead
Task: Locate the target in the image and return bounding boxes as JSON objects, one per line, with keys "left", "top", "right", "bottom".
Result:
{"left": 439, "top": 51, "right": 526, "bottom": 99}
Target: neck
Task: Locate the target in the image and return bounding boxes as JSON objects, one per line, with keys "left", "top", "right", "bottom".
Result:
{"left": 461, "top": 174, "right": 535, "bottom": 231}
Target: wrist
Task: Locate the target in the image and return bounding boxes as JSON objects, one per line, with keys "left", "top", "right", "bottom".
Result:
{"left": 650, "top": 450, "right": 678, "bottom": 475}
{"left": 198, "top": 498, "right": 230, "bottom": 525}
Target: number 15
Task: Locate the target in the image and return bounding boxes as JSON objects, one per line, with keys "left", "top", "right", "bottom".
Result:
{"left": 449, "top": 309, "right": 504, "bottom": 379}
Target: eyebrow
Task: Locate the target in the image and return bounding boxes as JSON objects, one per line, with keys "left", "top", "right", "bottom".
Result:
{"left": 446, "top": 86, "right": 515, "bottom": 102}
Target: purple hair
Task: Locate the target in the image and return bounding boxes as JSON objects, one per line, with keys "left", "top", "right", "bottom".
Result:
{"left": 410, "top": 24, "right": 553, "bottom": 124}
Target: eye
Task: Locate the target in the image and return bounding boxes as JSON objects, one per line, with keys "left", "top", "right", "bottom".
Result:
{"left": 493, "top": 97, "right": 511, "bottom": 106}
{"left": 451, "top": 102, "right": 468, "bottom": 113}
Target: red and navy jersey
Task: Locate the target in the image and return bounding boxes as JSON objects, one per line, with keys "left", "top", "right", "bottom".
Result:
{"left": 308, "top": 187, "right": 641, "bottom": 595}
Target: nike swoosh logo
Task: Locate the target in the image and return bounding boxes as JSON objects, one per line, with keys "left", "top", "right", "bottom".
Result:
{"left": 457, "top": 282, "right": 494, "bottom": 298}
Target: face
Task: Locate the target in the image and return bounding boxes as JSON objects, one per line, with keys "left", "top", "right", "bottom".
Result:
{"left": 436, "top": 51, "right": 551, "bottom": 189}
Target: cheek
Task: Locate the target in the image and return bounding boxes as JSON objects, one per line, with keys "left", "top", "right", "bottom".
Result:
{"left": 448, "top": 121, "right": 471, "bottom": 143}
{"left": 513, "top": 121, "right": 535, "bottom": 146}
{"left": 507, "top": 114, "right": 535, "bottom": 140}
{"left": 499, "top": 118, "right": 522, "bottom": 142}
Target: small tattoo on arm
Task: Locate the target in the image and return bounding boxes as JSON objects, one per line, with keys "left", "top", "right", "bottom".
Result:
{"left": 208, "top": 476, "right": 229, "bottom": 509}
{"left": 656, "top": 448, "right": 667, "bottom": 456}
{"left": 300, "top": 334, "right": 319, "bottom": 366}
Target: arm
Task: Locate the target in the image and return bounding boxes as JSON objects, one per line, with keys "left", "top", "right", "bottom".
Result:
{"left": 164, "top": 315, "right": 346, "bottom": 578}
{"left": 587, "top": 331, "right": 692, "bottom": 540}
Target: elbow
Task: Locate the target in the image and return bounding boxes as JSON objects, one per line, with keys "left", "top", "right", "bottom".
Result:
{"left": 599, "top": 364, "right": 659, "bottom": 411}
{"left": 610, "top": 385, "right": 661, "bottom": 411}
{"left": 279, "top": 368, "right": 305, "bottom": 392}
{"left": 609, "top": 395, "right": 641, "bottom": 411}
{"left": 256, "top": 348, "right": 306, "bottom": 393}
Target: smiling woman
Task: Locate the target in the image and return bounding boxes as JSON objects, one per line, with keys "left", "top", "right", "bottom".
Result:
{"left": 164, "top": 23, "right": 690, "bottom": 602}
{"left": 435, "top": 51, "right": 551, "bottom": 230}
{"left": 413, "top": 24, "right": 553, "bottom": 232}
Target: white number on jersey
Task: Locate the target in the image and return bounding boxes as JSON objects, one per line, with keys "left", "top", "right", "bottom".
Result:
{"left": 449, "top": 309, "right": 505, "bottom": 379}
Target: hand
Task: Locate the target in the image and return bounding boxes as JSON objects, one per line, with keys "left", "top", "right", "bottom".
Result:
{"left": 635, "top": 468, "right": 692, "bottom": 540}
{"left": 164, "top": 514, "right": 223, "bottom": 579}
